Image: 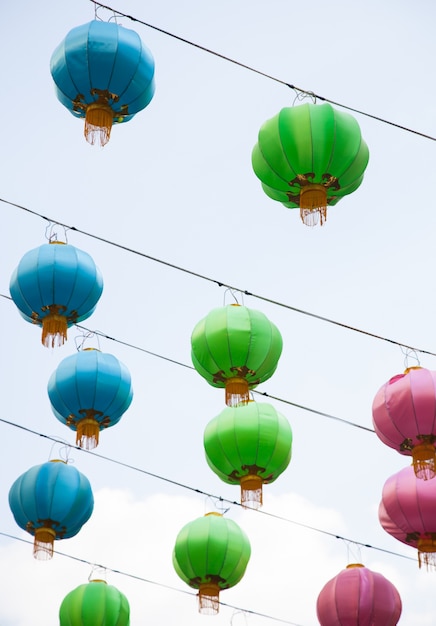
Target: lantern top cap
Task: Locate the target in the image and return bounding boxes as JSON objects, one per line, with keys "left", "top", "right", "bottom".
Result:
{"left": 404, "top": 365, "right": 423, "bottom": 374}
{"left": 49, "top": 241, "right": 66, "bottom": 245}
{"left": 89, "top": 579, "right": 107, "bottom": 584}
{"left": 50, "top": 459, "right": 67, "bottom": 464}
{"left": 204, "top": 512, "right": 223, "bottom": 518}
{"left": 346, "top": 563, "right": 365, "bottom": 569}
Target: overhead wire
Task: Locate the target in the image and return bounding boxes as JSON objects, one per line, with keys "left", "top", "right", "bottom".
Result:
{"left": 89, "top": 0, "right": 436, "bottom": 143}
{"left": 0, "top": 531, "right": 303, "bottom": 626}
{"left": 2, "top": 197, "right": 436, "bottom": 361}
{"left": 0, "top": 416, "right": 416, "bottom": 565}
{"left": 0, "top": 3, "right": 430, "bottom": 621}
{"left": 0, "top": 293, "right": 377, "bottom": 434}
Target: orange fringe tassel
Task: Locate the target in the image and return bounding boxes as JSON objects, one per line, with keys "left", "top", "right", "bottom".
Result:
{"left": 85, "top": 103, "right": 113, "bottom": 147}
{"left": 300, "top": 184, "right": 328, "bottom": 227}
{"left": 33, "top": 527, "right": 56, "bottom": 561}
{"left": 76, "top": 416, "right": 100, "bottom": 450}
{"left": 198, "top": 582, "right": 220, "bottom": 615}
{"left": 225, "top": 377, "right": 249, "bottom": 407}
{"left": 41, "top": 309, "right": 68, "bottom": 348}
{"left": 240, "top": 474, "right": 263, "bottom": 509}
{"left": 413, "top": 443, "right": 436, "bottom": 480}
{"left": 417, "top": 536, "right": 436, "bottom": 570}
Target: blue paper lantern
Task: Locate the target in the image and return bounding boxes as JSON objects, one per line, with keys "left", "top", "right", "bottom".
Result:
{"left": 9, "top": 241, "right": 103, "bottom": 348}
{"left": 47, "top": 348, "right": 133, "bottom": 449}
{"left": 8, "top": 460, "right": 94, "bottom": 560}
{"left": 50, "top": 20, "right": 156, "bottom": 146}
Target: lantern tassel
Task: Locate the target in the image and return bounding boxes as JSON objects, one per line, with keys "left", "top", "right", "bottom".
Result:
{"left": 198, "top": 582, "right": 220, "bottom": 615}
{"left": 76, "top": 416, "right": 100, "bottom": 450}
{"left": 41, "top": 309, "right": 68, "bottom": 348}
{"left": 85, "top": 103, "right": 113, "bottom": 147}
{"left": 418, "top": 536, "right": 436, "bottom": 570}
{"left": 413, "top": 442, "right": 436, "bottom": 480}
{"left": 240, "top": 474, "right": 263, "bottom": 509}
{"left": 225, "top": 377, "right": 249, "bottom": 407}
{"left": 299, "top": 184, "right": 328, "bottom": 227}
{"left": 33, "top": 527, "right": 56, "bottom": 561}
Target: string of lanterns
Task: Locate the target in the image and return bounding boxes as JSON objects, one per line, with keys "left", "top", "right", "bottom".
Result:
{"left": 4, "top": 6, "right": 421, "bottom": 625}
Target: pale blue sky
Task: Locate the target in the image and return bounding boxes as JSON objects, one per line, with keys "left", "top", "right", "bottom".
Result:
{"left": 1, "top": 1, "right": 436, "bottom": 624}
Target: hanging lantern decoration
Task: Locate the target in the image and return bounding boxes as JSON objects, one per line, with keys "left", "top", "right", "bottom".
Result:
{"left": 9, "top": 241, "right": 103, "bottom": 348}
{"left": 8, "top": 460, "right": 94, "bottom": 560}
{"left": 373, "top": 366, "right": 436, "bottom": 480}
{"left": 251, "top": 102, "right": 369, "bottom": 226}
{"left": 204, "top": 401, "right": 292, "bottom": 508}
{"left": 379, "top": 465, "right": 436, "bottom": 570}
{"left": 316, "top": 563, "right": 402, "bottom": 626}
{"left": 59, "top": 579, "right": 130, "bottom": 626}
{"left": 173, "top": 512, "right": 251, "bottom": 614}
{"left": 50, "top": 20, "right": 155, "bottom": 146}
{"left": 191, "top": 304, "right": 283, "bottom": 406}
{"left": 47, "top": 348, "right": 133, "bottom": 450}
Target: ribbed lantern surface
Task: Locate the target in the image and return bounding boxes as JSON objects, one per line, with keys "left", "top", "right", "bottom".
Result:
{"left": 50, "top": 20, "right": 155, "bottom": 146}
{"left": 379, "top": 465, "right": 436, "bottom": 569}
{"left": 316, "top": 563, "right": 402, "bottom": 625}
{"left": 9, "top": 242, "right": 103, "bottom": 347}
{"left": 8, "top": 460, "right": 94, "bottom": 560}
{"left": 252, "top": 103, "right": 369, "bottom": 226}
{"left": 59, "top": 580, "right": 130, "bottom": 626}
{"left": 372, "top": 366, "right": 436, "bottom": 479}
{"left": 47, "top": 348, "right": 133, "bottom": 449}
{"left": 204, "top": 401, "right": 292, "bottom": 508}
{"left": 173, "top": 512, "right": 251, "bottom": 614}
{"left": 191, "top": 304, "right": 283, "bottom": 406}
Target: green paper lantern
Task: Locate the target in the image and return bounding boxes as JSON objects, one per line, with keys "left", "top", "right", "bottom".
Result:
{"left": 252, "top": 102, "right": 369, "bottom": 226}
{"left": 59, "top": 580, "right": 130, "bottom": 626}
{"left": 173, "top": 512, "right": 251, "bottom": 614}
{"left": 191, "top": 304, "right": 283, "bottom": 406}
{"left": 204, "top": 401, "right": 293, "bottom": 508}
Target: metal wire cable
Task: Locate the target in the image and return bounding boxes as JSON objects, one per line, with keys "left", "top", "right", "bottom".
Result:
{"left": 0, "top": 417, "right": 415, "bottom": 565}
{"left": 89, "top": 0, "right": 436, "bottom": 143}
{"left": 2, "top": 197, "right": 436, "bottom": 360}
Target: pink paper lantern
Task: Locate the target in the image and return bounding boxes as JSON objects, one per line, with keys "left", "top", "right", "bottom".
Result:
{"left": 379, "top": 465, "right": 436, "bottom": 569}
{"left": 372, "top": 366, "right": 436, "bottom": 480}
{"left": 316, "top": 563, "right": 402, "bottom": 626}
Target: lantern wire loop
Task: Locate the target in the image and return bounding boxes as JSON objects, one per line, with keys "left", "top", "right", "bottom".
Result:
{"left": 223, "top": 288, "right": 243, "bottom": 306}
{"left": 231, "top": 610, "right": 249, "bottom": 626}
{"left": 47, "top": 437, "right": 74, "bottom": 464}
{"left": 88, "top": 564, "right": 108, "bottom": 582}
{"left": 401, "top": 345, "right": 421, "bottom": 370}
{"left": 343, "top": 539, "right": 363, "bottom": 565}
{"left": 88, "top": 0, "right": 436, "bottom": 143}
{"left": 74, "top": 330, "right": 101, "bottom": 352}
{"left": 45, "top": 221, "right": 69, "bottom": 244}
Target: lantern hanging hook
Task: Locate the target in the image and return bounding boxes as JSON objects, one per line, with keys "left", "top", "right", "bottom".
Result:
{"left": 230, "top": 610, "right": 249, "bottom": 626}
{"left": 88, "top": 564, "right": 107, "bottom": 582}
{"left": 292, "top": 88, "right": 316, "bottom": 107}
{"left": 400, "top": 345, "right": 420, "bottom": 370}
{"left": 94, "top": 2, "right": 121, "bottom": 25}
{"left": 45, "top": 221, "right": 69, "bottom": 244}
{"left": 47, "top": 438, "right": 74, "bottom": 464}
{"left": 223, "top": 288, "right": 244, "bottom": 306}
{"left": 342, "top": 539, "right": 363, "bottom": 566}
{"left": 74, "top": 329, "right": 101, "bottom": 352}
{"left": 204, "top": 495, "right": 230, "bottom": 516}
